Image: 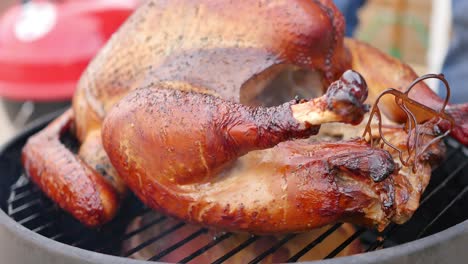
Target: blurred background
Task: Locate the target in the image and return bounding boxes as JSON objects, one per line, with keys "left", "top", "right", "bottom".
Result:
{"left": 0, "top": 0, "right": 141, "bottom": 145}
{"left": 0, "top": 0, "right": 17, "bottom": 146}
{"left": 0, "top": 0, "right": 455, "bottom": 146}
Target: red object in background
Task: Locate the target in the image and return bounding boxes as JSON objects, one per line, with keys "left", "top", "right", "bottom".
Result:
{"left": 0, "top": 0, "right": 140, "bottom": 101}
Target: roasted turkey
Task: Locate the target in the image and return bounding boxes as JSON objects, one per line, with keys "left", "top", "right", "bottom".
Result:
{"left": 22, "top": 0, "right": 467, "bottom": 233}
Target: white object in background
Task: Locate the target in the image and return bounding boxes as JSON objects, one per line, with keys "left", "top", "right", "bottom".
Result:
{"left": 427, "top": 0, "right": 452, "bottom": 93}
{"left": 14, "top": 2, "right": 57, "bottom": 42}
{"left": 0, "top": 101, "right": 17, "bottom": 147}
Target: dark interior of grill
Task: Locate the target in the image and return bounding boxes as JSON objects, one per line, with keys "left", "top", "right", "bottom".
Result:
{"left": 1, "top": 113, "right": 467, "bottom": 263}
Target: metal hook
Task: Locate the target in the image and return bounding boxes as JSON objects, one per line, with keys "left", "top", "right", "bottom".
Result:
{"left": 362, "top": 74, "right": 454, "bottom": 171}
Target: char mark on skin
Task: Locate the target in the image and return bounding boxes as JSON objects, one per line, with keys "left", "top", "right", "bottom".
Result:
{"left": 328, "top": 149, "right": 396, "bottom": 183}
{"left": 325, "top": 70, "right": 369, "bottom": 123}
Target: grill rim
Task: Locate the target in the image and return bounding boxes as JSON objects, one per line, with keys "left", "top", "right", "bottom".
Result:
{"left": 1, "top": 111, "right": 467, "bottom": 264}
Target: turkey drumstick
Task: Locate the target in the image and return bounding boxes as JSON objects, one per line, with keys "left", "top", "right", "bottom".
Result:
{"left": 102, "top": 73, "right": 399, "bottom": 234}
{"left": 103, "top": 70, "right": 369, "bottom": 184}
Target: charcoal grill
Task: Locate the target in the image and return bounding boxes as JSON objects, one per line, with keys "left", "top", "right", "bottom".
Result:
{"left": 0, "top": 110, "right": 467, "bottom": 264}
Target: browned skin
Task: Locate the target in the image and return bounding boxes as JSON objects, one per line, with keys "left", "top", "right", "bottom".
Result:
{"left": 22, "top": 0, "right": 451, "bottom": 231}
{"left": 318, "top": 118, "right": 446, "bottom": 226}
{"left": 21, "top": 110, "right": 120, "bottom": 226}
{"left": 102, "top": 82, "right": 399, "bottom": 233}
{"left": 380, "top": 123, "right": 446, "bottom": 224}
{"left": 345, "top": 38, "right": 468, "bottom": 145}
{"left": 22, "top": 0, "right": 351, "bottom": 227}
{"left": 73, "top": 0, "right": 349, "bottom": 141}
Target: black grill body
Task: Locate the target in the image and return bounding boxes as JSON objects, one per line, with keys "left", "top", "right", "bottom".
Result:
{"left": 0, "top": 111, "right": 467, "bottom": 264}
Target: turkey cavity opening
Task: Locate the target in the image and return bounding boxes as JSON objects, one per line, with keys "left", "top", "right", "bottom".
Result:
{"left": 240, "top": 65, "right": 324, "bottom": 107}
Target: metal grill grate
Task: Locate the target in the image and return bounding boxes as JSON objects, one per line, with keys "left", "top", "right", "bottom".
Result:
{"left": 4, "top": 131, "right": 468, "bottom": 263}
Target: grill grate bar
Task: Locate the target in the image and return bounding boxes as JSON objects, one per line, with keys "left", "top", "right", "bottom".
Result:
{"left": 50, "top": 230, "right": 89, "bottom": 245}
{"left": 420, "top": 159, "right": 468, "bottom": 206}
{"left": 211, "top": 235, "right": 259, "bottom": 264}
{"left": 52, "top": 227, "right": 98, "bottom": 246}
{"left": 4, "top": 129, "right": 467, "bottom": 264}
{"left": 9, "top": 199, "right": 43, "bottom": 216}
{"left": 443, "top": 144, "right": 461, "bottom": 160}
{"left": 178, "top": 232, "right": 232, "bottom": 263}
{"left": 123, "top": 222, "right": 186, "bottom": 257}
{"left": 365, "top": 240, "right": 383, "bottom": 252}
{"left": 10, "top": 180, "right": 32, "bottom": 192}
{"left": 98, "top": 215, "right": 167, "bottom": 252}
{"left": 366, "top": 180, "right": 468, "bottom": 252}
{"left": 7, "top": 189, "right": 38, "bottom": 204}
{"left": 71, "top": 208, "right": 152, "bottom": 248}
{"left": 248, "top": 233, "right": 297, "bottom": 264}
{"left": 365, "top": 223, "right": 397, "bottom": 252}
{"left": 365, "top": 158, "right": 468, "bottom": 252}
{"left": 32, "top": 221, "right": 55, "bottom": 233}
{"left": 148, "top": 227, "right": 208, "bottom": 261}
{"left": 49, "top": 233, "right": 65, "bottom": 241}
{"left": 324, "top": 227, "right": 366, "bottom": 259}
{"left": 287, "top": 223, "right": 343, "bottom": 262}
{"left": 62, "top": 231, "right": 91, "bottom": 247}
{"left": 17, "top": 206, "right": 55, "bottom": 225}
{"left": 417, "top": 185, "right": 468, "bottom": 239}
{"left": 123, "top": 215, "right": 166, "bottom": 238}
{"left": 50, "top": 233, "right": 65, "bottom": 240}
